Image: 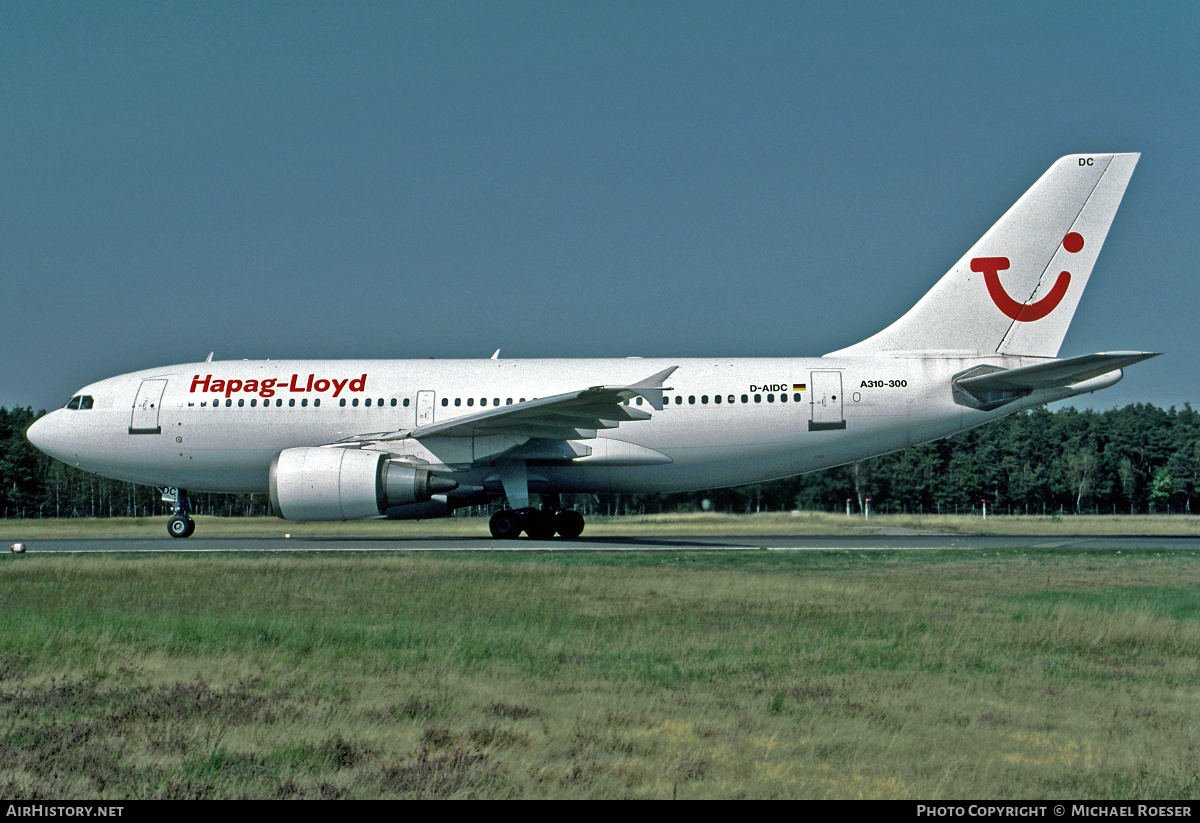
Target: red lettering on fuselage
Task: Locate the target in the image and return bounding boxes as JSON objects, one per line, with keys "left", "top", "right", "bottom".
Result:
{"left": 190, "top": 373, "right": 368, "bottom": 398}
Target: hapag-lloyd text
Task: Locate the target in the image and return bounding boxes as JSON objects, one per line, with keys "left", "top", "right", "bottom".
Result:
{"left": 190, "top": 374, "right": 368, "bottom": 398}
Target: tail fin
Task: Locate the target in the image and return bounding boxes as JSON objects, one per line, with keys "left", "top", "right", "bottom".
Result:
{"left": 829, "top": 153, "right": 1139, "bottom": 358}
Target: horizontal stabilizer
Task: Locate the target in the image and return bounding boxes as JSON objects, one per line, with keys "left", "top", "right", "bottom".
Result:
{"left": 956, "top": 351, "right": 1160, "bottom": 393}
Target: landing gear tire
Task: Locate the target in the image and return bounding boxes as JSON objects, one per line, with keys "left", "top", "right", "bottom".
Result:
{"left": 554, "top": 509, "right": 585, "bottom": 539}
{"left": 489, "top": 510, "right": 522, "bottom": 539}
{"left": 162, "top": 488, "right": 195, "bottom": 538}
{"left": 168, "top": 514, "right": 195, "bottom": 539}
{"left": 524, "top": 508, "right": 557, "bottom": 540}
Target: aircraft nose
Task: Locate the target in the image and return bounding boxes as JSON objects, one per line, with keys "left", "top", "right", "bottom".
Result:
{"left": 26, "top": 413, "right": 63, "bottom": 458}
{"left": 26, "top": 415, "right": 48, "bottom": 450}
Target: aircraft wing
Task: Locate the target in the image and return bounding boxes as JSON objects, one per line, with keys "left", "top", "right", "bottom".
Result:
{"left": 409, "top": 365, "right": 678, "bottom": 440}
{"left": 333, "top": 366, "right": 678, "bottom": 445}
{"left": 956, "top": 351, "right": 1160, "bottom": 393}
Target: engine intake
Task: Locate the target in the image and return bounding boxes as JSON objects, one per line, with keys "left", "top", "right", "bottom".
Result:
{"left": 269, "top": 447, "right": 457, "bottom": 521}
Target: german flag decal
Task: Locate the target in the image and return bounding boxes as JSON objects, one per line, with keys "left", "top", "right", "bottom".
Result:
{"left": 793, "top": 383, "right": 806, "bottom": 391}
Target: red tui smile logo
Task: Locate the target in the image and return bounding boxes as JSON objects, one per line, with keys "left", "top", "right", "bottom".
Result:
{"left": 972, "top": 233, "right": 1083, "bottom": 322}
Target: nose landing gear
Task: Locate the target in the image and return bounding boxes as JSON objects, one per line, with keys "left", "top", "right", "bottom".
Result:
{"left": 161, "top": 487, "right": 195, "bottom": 538}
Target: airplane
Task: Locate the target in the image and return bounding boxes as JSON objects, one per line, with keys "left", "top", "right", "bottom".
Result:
{"left": 27, "top": 153, "right": 1158, "bottom": 540}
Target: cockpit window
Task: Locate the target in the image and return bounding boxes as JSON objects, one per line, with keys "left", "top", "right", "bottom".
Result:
{"left": 65, "top": 396, "right": 81, "bottom": 410}
{"left": 64, "top": 395, "right": 94, "bottom": 410}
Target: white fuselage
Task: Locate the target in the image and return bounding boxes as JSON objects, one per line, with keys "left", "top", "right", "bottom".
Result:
{"left": 28, "top": 354, "right": 1089, "bottom": 499}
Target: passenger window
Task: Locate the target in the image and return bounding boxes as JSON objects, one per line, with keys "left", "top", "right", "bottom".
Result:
{"left": 780, "top": 393, "right": 787, "bottom": 403}
{"left": 688, "top": 396, "right": 695, "bottom": 404}
{"left": 636, "top": 397, "right": 643, "bottom": 406}
{"left": 352, "top": 398, "right": 359, "bottom": 407}
{"left": 365, "top": 398, "right": 372, "bottom": 407}
{"left": 741, "top": 395, "right": 748, "bottom": 404}
{"left": 302, "top": 399, "right": 309, "bottom": 407}
{"left": 455, "top": 398, "right": 462, "bottom": 406}
{"left": 767, "top": 394, "right": 774, "bottom": 403}
{"left": 403, "top": 398, "right": 410, "bottom": 407}
{"left": 794, "top": 393, "right": 802, "bottom": 402}
{"left": 238, "top": 399, "right": 244, "bottom": 407}
{"left": 714, "top": 394, "right": 721, "bottom": 404}
{"left": 754, "top": 394, "right": 761, "bottom": 403}
{"left": 390, "top": 398, "right": 397, "bottom": 407}
{"left": 340, "top": 399, "right": 346, "bottom": 407}
{"left": 250, "top": 399, "right": 257, "bottom": 407}
{"left": 468, "top": 398, "right": 474, "bottom": 407}
{"left": 701, "top": 395, "right": 708, "bottom": 404}
{"left": 675, "top": 396, "right": 682, "bottom": 405}
{"left": 276, "top": 399, "right": 283, "bottom": 407}
{"left": 289, "top": 399, "right": 295, "bottom": 407}
{"left": 506, "top": 398, "right": 513, "bottom": 405}
{"left": 493, "top": 398, "right": 499, "bottom": 407}
{"left": 440, "top": 398, "right": 448, "bottom": 407}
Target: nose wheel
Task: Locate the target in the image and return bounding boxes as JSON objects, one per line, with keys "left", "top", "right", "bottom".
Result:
{"left": 167, "top": 514, "right": 195, "bottom": 538}
{"left": 161, "top": 487, "right": 195, "bottom": 538}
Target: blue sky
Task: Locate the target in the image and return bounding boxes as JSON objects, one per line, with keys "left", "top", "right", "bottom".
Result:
{"left": 2, "top": 1, "right": 1197, "bottom": 411}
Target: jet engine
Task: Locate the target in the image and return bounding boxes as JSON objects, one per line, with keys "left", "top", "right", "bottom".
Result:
{"left": 269, "top": 447, "right": 457, "bottom": 521}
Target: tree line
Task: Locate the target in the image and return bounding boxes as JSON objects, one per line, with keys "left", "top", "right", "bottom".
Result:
{"left": 3, "top": 402, "right": 1199, "bottom": 519}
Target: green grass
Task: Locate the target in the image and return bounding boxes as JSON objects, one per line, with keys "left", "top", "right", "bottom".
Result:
{"left": 2, "top": 550, "right": 1200, "bottom": 798}
{"left": 3, "top": 511, "right": 1200, "bottom": 539}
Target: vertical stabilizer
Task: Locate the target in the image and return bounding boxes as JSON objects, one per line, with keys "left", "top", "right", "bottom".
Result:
{"left": 828, "top": 153, "right": 1138, "bottom": 358}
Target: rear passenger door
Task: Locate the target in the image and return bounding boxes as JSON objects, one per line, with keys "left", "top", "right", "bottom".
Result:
{"left": 809, "top": 371, "right": 845, "bottom": 431}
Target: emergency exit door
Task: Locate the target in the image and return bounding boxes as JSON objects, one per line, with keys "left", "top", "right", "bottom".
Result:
{"left": 416, "top": 391, "right": 435, "bottom": 427}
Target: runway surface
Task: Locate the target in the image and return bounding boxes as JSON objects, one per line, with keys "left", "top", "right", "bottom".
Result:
{"left": 10, "top": 534, "right": 1200, "bottom": 553}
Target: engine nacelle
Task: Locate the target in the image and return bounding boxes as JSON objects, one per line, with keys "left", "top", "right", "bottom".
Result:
{"left": 269, "top": 447, "right": 457, "bottom": 521}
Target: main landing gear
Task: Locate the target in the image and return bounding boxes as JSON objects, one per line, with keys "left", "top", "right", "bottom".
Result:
{"left": 488, "top": 506, "right": 585, "bottom": 540}
{"left": 162, "top": 487, "right": 195, "bottom": 538}
{"left": 488, "top": 462, "right": 585, "bottom": 540}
